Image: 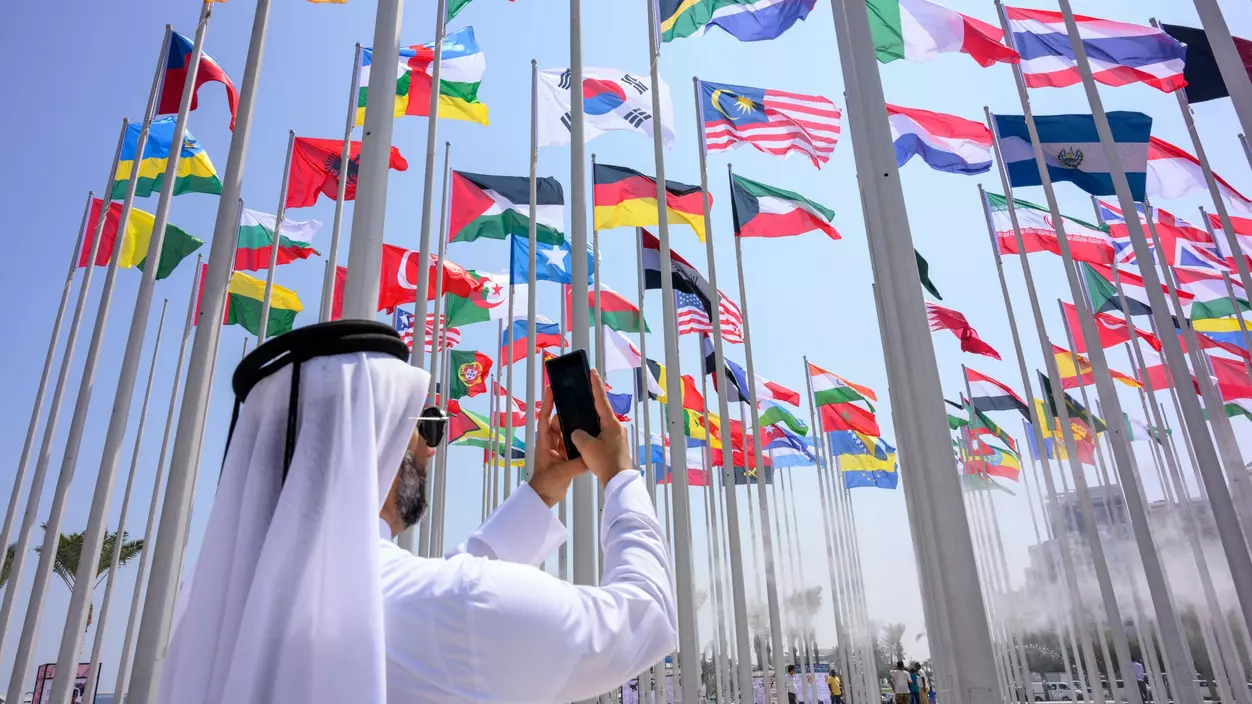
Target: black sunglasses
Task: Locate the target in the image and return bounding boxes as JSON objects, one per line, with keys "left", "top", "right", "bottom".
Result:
{"left": 418, "top": 406, "right": 450, "bottom": 447}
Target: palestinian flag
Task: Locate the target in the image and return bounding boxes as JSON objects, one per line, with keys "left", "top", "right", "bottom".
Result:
{"left": 758, "top": 399, "right": 809, "bottom": 435}
{"left": 449, "top": 171, "right": 564, "bottom": 244}
{"left": 1174, "top": 266, "right": 1250, "bottom": 320}
{"left": 985, "top": 192, "right": 1115, "bottom": 266}
{"left": 1083, "top": 262, "right": 1192, "bottom": 316}
{"left": 964, "top": 367, "right": 1029, "bottom": 417}
{"left": 224, "top": 271, "right": 303, "bottom": 338}
{"left": 443, "top": 271, "right": 522, "bottom": 327}
{"left": 730, "top": 173, "right": 838, "bottom": 240}
{"left": 566, "top": 283, "right": 649, "bottom": 333}
{"left": 112, "top": 117, "right": 221, "bottom": 199}
{"left": 234, "top": 208, "right": 321, "bottom": 272}
{"left": 808, "top": 362, "right": 877, "bottom": 410}
{"left": 286, "top": 137, "right": 409, "bottom": 209}
{"left": 820, "top": 402, "right": 881, "bottom": 436}
{"left": 448, "top": 349, "right": 492, "bottom": 398}
{"left": 593, "top": 164, "right": 708, "bottom": 241}
{"left": 357, "top": 27, "right": 488, "bottom": 127}
{"left": 78, "top": 199, "right": 203, "bottom": 280}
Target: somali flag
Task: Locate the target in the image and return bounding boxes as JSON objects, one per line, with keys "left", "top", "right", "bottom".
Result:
{"left": 659, "top": 0, "right": 817, "bottom": 43}
{"left": 993, "top": 111, "right": 1152, "bottom": 201}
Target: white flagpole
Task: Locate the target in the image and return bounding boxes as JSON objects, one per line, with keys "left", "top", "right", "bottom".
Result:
{"left": 503, "top": 272, "right": 517, "bottom": 502}
{"left": 558, "top": 294, "right": 570, "bottom": 582}
{"left": 342, "top": 0, "right": 404, "bottom": 319}
{"left": 1186, "top": 0, "right": 1252, "bottom": 144}
{"left": 421, "top": 152, "right": 454, "bottom": 557}
{"left": 113, "top": 254, "right": 200, "bottom": 702}
{"left": 692, "top": 79, "right": 754, "bottom": 704}
{"left": 699, "top": 370, "right": 732, "bottom": 704}
{"left": 128, "top": 0, "right": 272, "bottom": 695}
{"left": 257, "top": 130, "right": 296, "bottom": 342}
{"left": 634, "top": 231, "right": 662, "bottom": 700}
{"left": 320, "top": 44, "right": 362, "bottom": 322}
{"left": 524, "top": 59, "right": 540, "bottom": 483}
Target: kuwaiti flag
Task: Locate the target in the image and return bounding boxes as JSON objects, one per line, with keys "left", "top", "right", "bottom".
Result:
{"left": 537, "top": 67, "right": 675, "bottom": 148}
{"left": 449, "top": 171, "right": 565, "bottom": 245}
{"left": 730, "top": 173, "right": 838, "bottom": 239}
{"left": 965, "top": 367, "right": 1029, "bottom": 417}
{"left": 1174, "top": 266, "right": 1251, "bottom": 320}
{"left": 886, "top": 104, "right": 992, "bottom": 175}
{"left": 1004, "top": 7, "right": 1187, "bottom": 93}
{"left": 865, "top": 0, "right": 1018, "bottom": 67}
{"left": 808, "top": 362, "right": 877, "bottom": 411}
{"left": 1148, "top": 137, "right": 1252, "bottom": 217}
{"left": 985, "top": 192, "right": 1115, "bottom": 265}
{"left": 993, "top": 112, "right": 1152, "bottom": 201}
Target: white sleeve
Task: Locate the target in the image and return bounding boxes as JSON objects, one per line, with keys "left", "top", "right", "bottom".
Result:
{"left": 446, "top": 481, "right": 566, "bottom": 566}
{"left": 454, "top": 471, "right": 677, "bottom": 702}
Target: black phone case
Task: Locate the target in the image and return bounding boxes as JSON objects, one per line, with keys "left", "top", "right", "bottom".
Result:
{"left": 545, "top": 350, "right": 600, "bottom": 460}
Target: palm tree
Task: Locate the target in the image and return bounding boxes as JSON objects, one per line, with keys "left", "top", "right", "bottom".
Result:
{"left": 881, "top": 622, "right": 907, "bottom": 664}
{"left": 32, "top": 524, "right": 144, "bottom": 632}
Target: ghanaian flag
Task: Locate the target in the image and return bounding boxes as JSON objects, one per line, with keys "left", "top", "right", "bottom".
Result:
{"left": 593, "top": 164, "right": 708, "bottom": 241}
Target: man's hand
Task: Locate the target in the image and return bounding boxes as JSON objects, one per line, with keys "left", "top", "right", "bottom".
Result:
{"left": 528, "top": 383, "right": 588, "bottom": 507}
{"left": 570, "top": 370, "right": 634, "bottom": 486}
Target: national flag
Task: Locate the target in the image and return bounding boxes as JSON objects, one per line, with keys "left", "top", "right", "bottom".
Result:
{"left": 732, "top": 462, "right": 775, "bottom": 486}
{"left": 963, "top": 444, "right": 1021, "bottom": 481}
{"left": 1052, "top": 344, "right": 1141, "bottom": 390}
{"left": 1211, "top": 356, "right": 1252, "bottom": 401}
{"left": 1082, "top": 262, "right": 1192, "bottom": 316}
{"left": 378, "top": 245, "right": 481, "bottom": 313}
{"left": 699, "top": 80, "right": 842, "bottom": 168}
{"left": 448, "top": 171, "right": 564, "bottom": 244}
{"left": 642, "top": 229, "right": 744, "bottom": 341}
{"left": 993, "top": 112, "right": 1152, "bottom": 201}
{"left": 1004, "top": 7, "right": 1186, "bottom": 93}
{"left": 448, "top": 0, "right": 515, "bottom": 20}
{"left": 447, "top": 349, "right": 492, "bottom": 398}
{"left": 730, "top": 174, "right": 838, "bottom": 239}
{"left": 658, "top": 460, "right": 713, "bottom": 488}
{"left": 807, "top": 362, "right": 877, "bottom": 410}
{"left": 984, "top": 192, "right": 1115, "bottom": 265}
{"left": 78, "top": 199, "right": 203, "bottom": 280}
{"left": 704, "top": 337, "right": 799, "bottom": 405}
{"left": 601, "top": 327, "right": 644, "bottom": 373}
{"left": 448, "top": 408, "right": 495, "bottom": 447}
{"left": 926, "top": 301, "right": 1000, "bottom": 359}
{"left": 394, "top": 308, "right": 416, "bottom": 349}
{"left": 1193, "top": 317, "right": 1252, "bottom": 360}
{"left": 537, "top": 67, "right": 674, "bottom": 147}
{"left": 965, "top": 367, "right": 1029, "bottom": 417}
{"left": 1098, "top": 200, "right": 1222, "bottom": 269}
{"left": 1123, "top": 413, "right": 1169, "bottom": 445}
{"left": 285, "top": 138, "right": 409, "bottom": 209}
{"left": 234, "top": 208, "right": 321, "bottom": 272}
{"left": 820, "top": 403, "right": 881, "bottom": 436}
{"left": 1208, "top": 214, "right": 1252, "bottom": 271}
{"left": 964, "top": 401, "right": 1019, "bottom": 453}
{"left": 607, "top": 390, "right": 632, "bottom": 422}
{"left": 916, "top": 250, "right": 943, "bottom": 299}
{"left": 865, "top": 0, "right": 1018, "bottom": 66}
{"left": 113, "top": 117, "right": 221, "bottom": 199}
{"left": 394, "top": 310, "right": 461, "bottom": 353}
{"left": 1026, "top": 410, "right": 1095, "bottom": 465}
{"left": 223, "top": 271, "right": 302, "bottom": 338}
{"left": 1136, "top": 347, "right": 1175, "bottom": 390}
{"left": 1174, "top": 266, "right": 1250, "bottom": 320}
{"left": 330, "top": 265, "right": 346, "bottom": 321}
{"left": 492, "top": 382, "right": 529, "bottom": 426}
{"left": 358, "top": 27, "right": 488, "bottom": 127}
{"left": 160, "top": 31, "right": 239, "bottom": 129}
{"left": 832, "top": 431, "right": 898, "bottom": 489}
{"left": 1226, "top": 399, "right": 1252, "bottom": 422}
{"left": 827, "top": 429, "right": 893, "bottom": 461}
{"left": 500, "top": 317, "right": 564, "bottom": 364}
{"left": 594, "top": 164, "right": 707, "bottom": 240}
{"left": 443, "top": 271, "right": 527, "bottom": 327}
{"left": 659, "top": 0, "right": 817, "bottom": 42}
{"left": 565, "top": 284, "right": 648, "bottom": 333}
{"left": 886, "top": 103, "right": 992, "bottom": 174}
{"left": 679, "top": 374, "right": 706, "bottom": 413}
{"left": 1160, "top": 24, "right": 1252, "bottom": 104}
{"left": 843, "top": 465, "right": 898, "bottom": 489}
{"left": 1038, "top": 372, "right": 1106, "bottom": 433}
{"left": 962, "top": 473, "right": 1015, "bottom": 495}
{"left": 762, "top": 426, "right": 816, "bottom": 468}
{"left": 1147, "top": 137, "right": 1252, "bottom": 217}
{"left": 637, "top": 358, "right": 666, "bottom": 401}
{"left": 758, "top": 399, "right": 809, "bottom": 435}
{"left": 1060, "top": 301, "right": 1161, "bottom": 354}
{"left": 509, "top": 236, "right": 595, "bottom": 285}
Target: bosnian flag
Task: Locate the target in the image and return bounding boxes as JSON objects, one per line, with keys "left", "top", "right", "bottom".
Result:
{"left": 1147, "top": 137, "right": 1252, "bottom": 217}
{"left": 1005, "top": 7, "right": 1187, "bottom": 93}
{"left": 865, "top": 0, "right": 1019, "bottom": 67}
{"left": 1098, "top": 200, "right": 1224, "bottom": 269}
{"left": 965, "top": 368, "right": 1029, "bottom": 416}
{"left": 699, "top": 80, "right": 842, "bottom": 169}
{"left": 886, "top": 104, "right": 992, "bottom": 175}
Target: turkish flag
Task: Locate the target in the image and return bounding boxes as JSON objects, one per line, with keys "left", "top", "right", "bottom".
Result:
{"left": 286, "top": 138, "right": 409, "bottom": 209}
{"left": 377, "top": 244, "right": 481, "bottom": 313}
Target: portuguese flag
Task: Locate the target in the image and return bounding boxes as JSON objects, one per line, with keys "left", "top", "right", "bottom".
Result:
{"left": 235, "top": 208, "right": 321, "bottom": 272}
{"left": 448, "top": 349, "right": 493, "bottom": 398}
{"left": 730, "top": 173, "right": 838, "bottom": 240}
{"left": 224, "top": 271, "right": 303, "bottom": 338}
{"left": 449, "top": 171, "right": 565, "bottom": 244}
{"left": 112, "top": 117, "right": 222, "bottom": 199}
{"left": 79, "top": 199, "right": 203, "bottom": 280}
{"left": 593, "top": 163, "right": 708, "bottom": 241}
{"left": 565, "top": 283, "right": 649, "bottom": 334}
{"left": 357, "top": 27, "right": 489, "bottom": 127}
{"left": 808, "top": 362, "right": 877, "bottom": 410}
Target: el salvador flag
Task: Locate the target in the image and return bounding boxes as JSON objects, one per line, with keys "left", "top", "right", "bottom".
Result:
{"left": 510, "top": 235, "right": 595, "bottom": 285}
{"left": 993, "top": 112, "right": 1152, "bottom": 200}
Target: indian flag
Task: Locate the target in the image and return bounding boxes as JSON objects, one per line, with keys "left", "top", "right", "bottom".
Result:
{"left": 865, "top": 0, "right": 1019, "bottom": 67}
{"left": 1174, "top": 266, "right": 1250, "bottom": 320}
{"left": 357, "top": 26, "right": 488, "bottom": 127}
{"left": 235, "top": 208, "right": 321, "bottom": 272}
{"left": 808, "top": 362, "right": 877, "bottom": 410}
{"left": 226, "top": 271, "right": 303, "bottom": 338}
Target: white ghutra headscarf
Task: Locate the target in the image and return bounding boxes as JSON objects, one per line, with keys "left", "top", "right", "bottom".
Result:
{"left": 157, "top": 346, "right": 429, "bottom": 704}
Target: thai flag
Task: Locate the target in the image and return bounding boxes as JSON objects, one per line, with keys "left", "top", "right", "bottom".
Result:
{"left": 699, "top": 80, "right": 842, "bottom": 168}
{"left": 1005, "top": 7, "right": 1187, "bottom": 93}
{"left": 1098, "top": 200, "right": 1225, "bottom": 269}
{"left": 886, "top": 104, "right": 992, "bottom": 175}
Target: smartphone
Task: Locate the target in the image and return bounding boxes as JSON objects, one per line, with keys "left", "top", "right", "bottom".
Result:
{"left": 545, "top": 349, "right": 601, "bottom": 460}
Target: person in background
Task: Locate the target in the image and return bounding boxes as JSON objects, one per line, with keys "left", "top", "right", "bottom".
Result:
{"left": 827, "top": 670, "right": 844, "bottom": 704}
{"left": 891, "top": 661, "right": 912, "bottom": 704}
{"left": 1133, "top": 658, "right": 1149, "bottom": 702}
{"left": 917, "top": 667, "right": 930, "bottom": 704}
{"left": 908, "top": 663, "right": 920, "bottom": 704}
{"left": 786, "top": 664, "right": 800, "bottom": 704}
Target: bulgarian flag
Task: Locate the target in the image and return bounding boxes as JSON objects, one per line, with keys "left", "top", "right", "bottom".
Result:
{"left": 730, "top": 173, "right": 839, "bottom": 240}
{"left": 449, "top": 171, "right": 565, "bottom": 244}
{"left": 79, "top": 199, "right": 203, "bottom": 280}
{"left": 357, "top": 27, "right": 488, "bottom": 127}
{"left": 808, "top": 362, "right": 877, "bottom": 410}
{"left": 234, "top": 208, "right": 321, "bottom": 272}
{"left": 566, "top": 283, "right": 649, "bottom": 334}
{"left": 865, "top": 0, "right": 1020, "bottom": 67}
{"left": 223, "top": 271, "right": 303, "bottom": 338}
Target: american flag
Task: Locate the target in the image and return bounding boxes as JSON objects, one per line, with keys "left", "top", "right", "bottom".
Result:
{"left": 394, "top": 309, "right": 462, "bottom": 352}
{"left": 700, "top": 80, "right": 841, "bottom": 168}
{"left": 675, "top": 290, "right": 744, "bottom": 343}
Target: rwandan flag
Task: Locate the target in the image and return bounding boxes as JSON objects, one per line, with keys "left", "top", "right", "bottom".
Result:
{"left": 112, "top": 117, "right": 221, "bottom": 200}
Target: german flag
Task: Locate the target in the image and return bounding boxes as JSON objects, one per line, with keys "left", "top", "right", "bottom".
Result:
{"left": 593, "top": 164, "right": 708, "bottom": 241}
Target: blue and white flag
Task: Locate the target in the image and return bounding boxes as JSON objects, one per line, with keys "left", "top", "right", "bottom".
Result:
{"left": 993, "top": 111, "right": 1152, "bottom": 200}
{"left": 764, "top": 427, "right": 817, "bottom": 468}
{"left": 509, "top": 235, "right": 595, "bottom": 285}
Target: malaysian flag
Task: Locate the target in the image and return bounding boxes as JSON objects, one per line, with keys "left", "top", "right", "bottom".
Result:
{"left": 676, "top": 290, "right": 743, "bottom": 342}
{"left": 699, "top": 80, "right": 841, "bottom": 168}
{"left": 394, "top": 309, "right": 462, "bottom": 353}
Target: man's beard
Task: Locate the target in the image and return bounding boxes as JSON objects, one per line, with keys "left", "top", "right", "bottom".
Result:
{"left": 395, "top": 449, "right": 429, "bottom": 529}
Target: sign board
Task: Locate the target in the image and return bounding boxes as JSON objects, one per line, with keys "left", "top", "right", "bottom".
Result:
{"left": 32, "top": 663, "right": 95, "bottom": 704}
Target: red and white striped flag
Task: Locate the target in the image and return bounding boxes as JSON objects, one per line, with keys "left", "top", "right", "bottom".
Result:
{"left": 699, "top": 80, "right": 842, "bottom": 168}
{"left": 676, "top": 290, "right": 744, "bottom": 343}
{"left": 424, "top": 313, "right": 461, "bottom": 353}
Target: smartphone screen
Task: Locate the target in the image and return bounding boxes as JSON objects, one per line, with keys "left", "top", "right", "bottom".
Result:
{"left": 545, "top": 350, "right": 601, "bottom": 460}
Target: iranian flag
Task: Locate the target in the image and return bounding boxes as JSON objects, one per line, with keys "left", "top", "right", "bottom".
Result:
{"left": 730, "top": 174, "right": 839, "bottom": 240}
{"left": 985, "top": 192, "right": 1115, "bottom": 265}
{"left": 449, "top": 171, "right": 565, "bottom": 244}
{"left": 235, "top": 208, "right": 321, "bottom": 272}
{"left": 1174, "top": 266, "right": 1250, "bottom": 320}
{"left": 565, "top": 283, "right": 648, "bottom": 334}
{"left": 808, "top": 362, "right": 877, "bottom": 410}
{"left": 866, "top": 0, "right": 1019, "bottom": 67}
{"left": 443, "top": 271, "right": 528, "bottom": 327}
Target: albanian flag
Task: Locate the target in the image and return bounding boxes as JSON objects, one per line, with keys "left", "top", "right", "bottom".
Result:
{"left": 286, "top": 137, "right": 409, "bottom": 209}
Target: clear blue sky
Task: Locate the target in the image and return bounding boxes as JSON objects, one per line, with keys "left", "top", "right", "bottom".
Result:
{"left": 3, "top": 0, "right": 1251, "bottom": 694}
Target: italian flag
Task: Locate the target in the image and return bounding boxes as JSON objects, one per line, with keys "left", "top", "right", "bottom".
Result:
{"left": 730, "top": 174, "right": 838, "bottom": 240}
{"left": 234, "top": 208, "right": 321, "bottom": 272}
{"left": 78, "top": 198, "right": 203, "bottom": 280}
{"left": 1174, "top": 266, "right": 1250, "bottom": 320}
{"left": 865, "top": 0, "right": 1019, "bottom": 67}
{"left": 224, "top": 271, "right": 303, "bottom": 338}
{"left": 357, "top": 26, "right": 488, "bottom": 127}
{"left": 444, "top": 271, "right": 527, "bottom": 327}
{"left": 449, "top": 171, "right": 564, "bottom": 244}
{"left": 566, "top": 283, "right": 649, "bottom": 334}
{"left": 808, "top": 362, "right": 877, "bottom": 410}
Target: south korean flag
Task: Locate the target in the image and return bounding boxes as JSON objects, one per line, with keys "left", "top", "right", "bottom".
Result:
{"left": 537, "top": 67, "right": 675, "bottom": 148}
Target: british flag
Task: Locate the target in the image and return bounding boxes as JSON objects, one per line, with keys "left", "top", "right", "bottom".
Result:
{"left": 699, "top": 80, "right": 841, "bottom": 168}
{"left": 675, "top": 290, "right": 744, "bottom": 343}
{"left": 1098, "top": 200, "right": 1225, "bottom": 270}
